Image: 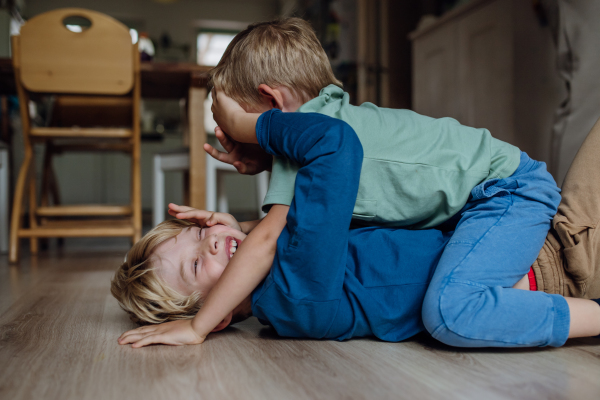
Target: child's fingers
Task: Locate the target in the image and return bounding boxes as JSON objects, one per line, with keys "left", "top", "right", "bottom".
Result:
{"left": 204, "top": 143, "right": 234, "bottom": 165}
{"left": 168, "top": 210, "right": 196, "bottom": 222}
{"left": 203, "top": 143, "right": 220, "bottom": 157}
{"left": 169, "top": 204, "right": 205, "bottom": 217}
{"left": 119, "top": 333, "right": 146, "bottom": 345}
{"left": 131, "top": 334, "right": 173, "bottom": 348}
{"left": 168, "top": 205, "right": 193, "bottom": 219}
{"left": 119, "top": 325, "right": 155, "bottom": 336}
{"left": 202, "top": 212, "right": 221, "bottom": 226}
{"left": 119, "top": 325, "right": 155, "bottom": 339}
{"left": 176, "top": 209, "right": 209, "bottom": 220}
{"left": 119, "top": 329, "right": 155, "bottom": 344}
{"left": 233, "top": 161, "right": 248, "bottom": 174}
{"left": 166, "top": 203, "right": 237, "bottom": 228}
{"left": 168, "top": 203, "right": 193, "bottom": 213}
{"left": 207, "top": 212, "right": 240, "bottom": 230}
{"left": 175, "top": 212, "right": 201, "bottom": 222}
{"left": 215, "top": 127, "right": 236, "bottom": 153}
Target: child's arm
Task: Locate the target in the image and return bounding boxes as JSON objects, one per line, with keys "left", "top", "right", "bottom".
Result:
{"left": 239, "top": 218, "right": 263, "bottom": 235}
{"left": 119, "top": 205, "right": 288, "bottom": 348}
{"left": 210, "top": 88, "right": 261, "bottom": 144}
{"left": 190, "top": 205, "right": 288, "bottom": 336}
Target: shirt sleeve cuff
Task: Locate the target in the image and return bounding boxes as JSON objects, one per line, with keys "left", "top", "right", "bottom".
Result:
{"left": 256, "top": 109, "right": 277, "bottom": 154}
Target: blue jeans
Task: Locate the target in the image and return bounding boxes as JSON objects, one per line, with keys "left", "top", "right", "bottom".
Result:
{"left": 422, "top": 152, "right": 570, "bottom": 347}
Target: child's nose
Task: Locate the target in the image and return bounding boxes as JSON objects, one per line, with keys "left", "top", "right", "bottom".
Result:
{"left": 205, "top": 235, "right": 219, "bottom": 255}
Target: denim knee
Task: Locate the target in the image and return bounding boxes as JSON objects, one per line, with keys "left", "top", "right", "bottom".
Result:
{"left": 422, "top": 280, "right": 571, "bottom": 347}
{"left": 421, "top": 280, "right": 492, "bottom": 346}
{"left": 421, "top": 282, "right": 452, "bottom": 341}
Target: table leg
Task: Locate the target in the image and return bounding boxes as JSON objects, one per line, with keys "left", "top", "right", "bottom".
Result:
{"left": 188, "top": 86, "right": 207, "bottom": 210}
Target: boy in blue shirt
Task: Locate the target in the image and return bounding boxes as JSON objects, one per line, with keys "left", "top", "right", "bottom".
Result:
{"left": 116, "top": 18, "right": 600, "bottom": 347}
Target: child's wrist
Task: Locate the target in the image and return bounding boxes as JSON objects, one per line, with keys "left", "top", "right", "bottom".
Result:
{"left": 239, "top": 221, "right": 251, "bottom": 234}
{"left": 191, "top": 312, "right": 214, "bottom": 338}
{"left": 240, "top": 219, "right": 262, "bottom": 234}
{"left": 231, "top": 112, "right": 260, "bottom": 144}
{"left": 192, "top": 325, "right": 211, "bottom": 340}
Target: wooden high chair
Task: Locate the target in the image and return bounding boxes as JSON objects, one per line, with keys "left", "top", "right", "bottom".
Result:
{"left": 9, "top": 8, "right": 141, "bottom": 263}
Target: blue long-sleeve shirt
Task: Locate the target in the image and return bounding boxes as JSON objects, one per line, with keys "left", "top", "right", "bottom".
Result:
{"left": 250, "top": 110, "right": 451, "bottom": 341}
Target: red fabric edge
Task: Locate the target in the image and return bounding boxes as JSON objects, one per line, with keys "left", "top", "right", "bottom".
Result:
{"left": 528, "top": 267, "right": 537, "bottom": 291}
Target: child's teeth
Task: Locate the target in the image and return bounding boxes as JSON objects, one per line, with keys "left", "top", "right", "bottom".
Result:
{"left": 231, "top": 247, "right": 237, "bottom": 253}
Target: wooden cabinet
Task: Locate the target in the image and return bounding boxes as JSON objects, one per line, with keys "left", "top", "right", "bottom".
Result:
{"left": 411, "top": 0, "right": 564, "bottom": 164}
{"left": 412, "top": 22, "right": 460, "bottom": 122}
{"left": 458, "top": 0, "right": 513, "bottom": 144}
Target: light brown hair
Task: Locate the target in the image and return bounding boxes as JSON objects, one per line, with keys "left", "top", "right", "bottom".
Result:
{"left": 209, "top": 17, "right": 342, "bottom": 107}
{"left": 110, "top": 220, "right": 204, "bottom": 325}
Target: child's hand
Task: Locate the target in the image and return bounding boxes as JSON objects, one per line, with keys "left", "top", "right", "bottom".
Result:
{"left": 168, "top": 203, "right": 241, "bottom": 231}
{"left": 210, "top": 88, "right": 259, "bottom": 144}
{"left": 204, "top": 126, "right": 272, "bottom": 175}
{"left": 118, "top": 319, "right": 204, "bottom": 348}
{"left": 210, "top": 88, "right": 246, "bottom": 138}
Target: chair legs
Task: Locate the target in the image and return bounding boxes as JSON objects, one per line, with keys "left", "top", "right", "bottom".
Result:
{"left": 217, "top": 171, "right": 228, "bottom": 213}
{"left": 39, "top": 147, "right": 63, "bottom": 249}
{"left": 153, "top": 154, "right": 166, "bottom": 228}
{"left": 131, "top": 144, "right": 142, "bottom": 244}
{"left": 152, "top": 151, "right": 190, "bottom": 227}
{"left": 10, "top": 142, "right": 142, "bottom": 263}
{"left": 28, "top": 161, "right": 38, "bottom": 255}
{"left": 0, "top": 147, "right": 9, "bottom": 254}
{"left": 256, "top": 172, "right": 269, "bottom": 219}
{"left": 9, "top": 151, "right": 32, "bottom": 263}
{"left": 206, "top": 157, "right": 217, "bottom": 213}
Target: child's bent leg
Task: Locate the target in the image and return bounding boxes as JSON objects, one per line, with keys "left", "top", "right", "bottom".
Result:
{"left": 533, "top": 117, "right": 600, "bottom": 299}
{"left": 422, "top": 154, "right": 570, "bottom": 347}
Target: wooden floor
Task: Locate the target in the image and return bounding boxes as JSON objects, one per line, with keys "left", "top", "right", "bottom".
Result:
{"left": 2, "top": 242, "right": 600, "bottom": 400}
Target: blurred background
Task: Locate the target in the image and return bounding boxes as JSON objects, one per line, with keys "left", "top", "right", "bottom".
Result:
{"left": 1, "top": 0, "right": 599, "bottom": 253}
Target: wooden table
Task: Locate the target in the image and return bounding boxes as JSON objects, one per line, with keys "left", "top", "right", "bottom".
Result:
{"left": 0, "top": 58, "right": 212, "bottom": 211}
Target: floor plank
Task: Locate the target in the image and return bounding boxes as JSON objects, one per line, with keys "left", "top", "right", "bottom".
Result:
{"left": 1, "top": 250, "right": 599, "bottom": 400}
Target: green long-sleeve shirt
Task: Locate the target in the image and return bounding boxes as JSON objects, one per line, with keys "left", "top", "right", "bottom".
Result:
{"left": 263, "top": 85, "right": 521, "bottom": 229}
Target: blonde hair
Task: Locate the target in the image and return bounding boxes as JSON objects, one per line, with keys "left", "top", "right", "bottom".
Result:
{"left": 110, "top": 220, "right": 204, "bottom": 325}
{"left": 209, "top": 17, "right": 342, "bottom": 107}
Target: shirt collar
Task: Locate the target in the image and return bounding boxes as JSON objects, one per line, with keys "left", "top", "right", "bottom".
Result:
{"left": 298, "top": 84, "right": 346, "bottom": 113}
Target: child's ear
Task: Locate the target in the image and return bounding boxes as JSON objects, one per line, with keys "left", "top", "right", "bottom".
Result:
{"left": 211, "top": 312, "right": 233, "bottom": 332}
{"left": 258, "top": 84, "right": 284, "bottom": 110}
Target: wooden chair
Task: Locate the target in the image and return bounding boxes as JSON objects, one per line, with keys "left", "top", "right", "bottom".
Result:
{"left": 9, "top": 8, "right": 141, "bottom": 263}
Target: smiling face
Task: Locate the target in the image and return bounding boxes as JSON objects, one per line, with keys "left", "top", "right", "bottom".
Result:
{"left": 152, "top": 224, "right": 247, "bottom": 297}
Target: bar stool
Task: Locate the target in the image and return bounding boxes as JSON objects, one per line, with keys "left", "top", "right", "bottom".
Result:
{"left": 153, "top": 149, "right": 269, "bottom": 227}
{"left": 153, "top": 91, "right": 269, "bottom": 227}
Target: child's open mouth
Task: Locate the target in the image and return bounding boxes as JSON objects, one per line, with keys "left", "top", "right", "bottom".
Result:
{"left": 226, "top": 237, "right": 241, "bottom": 259}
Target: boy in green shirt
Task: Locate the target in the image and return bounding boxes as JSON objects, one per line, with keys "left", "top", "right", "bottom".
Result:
{"left": 264, "top": 84, "right": 520, "bottom": 228}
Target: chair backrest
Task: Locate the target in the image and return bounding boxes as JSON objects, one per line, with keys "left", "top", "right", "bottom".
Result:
{"left": 14, "top": 8, "right": 135, "bottom": 95}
